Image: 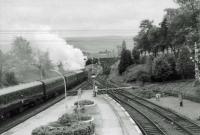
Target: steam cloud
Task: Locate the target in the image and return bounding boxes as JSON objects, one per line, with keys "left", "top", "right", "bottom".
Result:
{"left": 0, "top": 25, "right": 86, "bottom": 71}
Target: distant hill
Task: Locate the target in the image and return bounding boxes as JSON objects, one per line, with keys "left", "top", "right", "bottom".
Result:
{"left": 66, "top": 36, "right": 134, "bottom": 54}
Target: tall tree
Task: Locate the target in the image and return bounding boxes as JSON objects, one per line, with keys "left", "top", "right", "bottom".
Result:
{"left": 118, "top": 41, "right": 133, "bottom": 74}
{"left": 122, "top": 40, "right": 127, "bottom": 50}
{"left": 160, "top": 18, "right": 169, "bottom": 52}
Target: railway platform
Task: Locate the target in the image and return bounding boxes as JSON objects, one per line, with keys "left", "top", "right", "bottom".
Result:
{"left": 2, "top": 90, "right": 141, "bottom": 135}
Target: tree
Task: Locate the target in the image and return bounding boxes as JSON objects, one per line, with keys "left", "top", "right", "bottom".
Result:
{"left": 33, "top": 51, "right": 54, "bottom": 79}
{"left": 132, "top": 48, "right": 140, "bottom": 64}
{"left": 176, "top": 46, "right": 194, "bottom": 79}
{"left": 152, "top": 55, "right": 173, "bottom": 82}
{"left": 147, "top": 26, "right": 161, "bottom": 56}
{"left": 85, "top": 58, "right": 98, "bottom": 66}
{"left": 122, "top": 40, "right": 127, "bottom": 50}
{"left": 11, "top": 37, "right": 33, "bottom": 61}
{"left": 3, "top": 72, "right": 18, "bottom": 86}
{"left": 160, "top": 18, "right": 169, "bottom": 52}
{"left": 118, "top": 41, "right": 133, "bottom": 74}
{"left": 175, "top": 0, "right": 200, "bottom": 44}
{"left": 118, "top": 49, "right": 133, "bottom": 75}
{"left": 0, "top": 50, "right": 4, "bottom": 86}
{"left": 137, "top": 71, "right": 151, "bottom": 85}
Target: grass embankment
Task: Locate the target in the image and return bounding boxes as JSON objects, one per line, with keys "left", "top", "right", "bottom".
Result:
{"left": 108, "top": 62, "right": 200, "bottom": 102}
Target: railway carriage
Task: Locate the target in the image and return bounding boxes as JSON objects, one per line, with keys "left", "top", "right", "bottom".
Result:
{"left": 0, "top": 81, "right": 44, "bottom": 118}
{"left": 0, "top": 70, "right": 88, "bottom": 120}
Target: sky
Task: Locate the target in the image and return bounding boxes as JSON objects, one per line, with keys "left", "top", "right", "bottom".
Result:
{"left": 0, "top": 0, "right": 178, "bottom": 37}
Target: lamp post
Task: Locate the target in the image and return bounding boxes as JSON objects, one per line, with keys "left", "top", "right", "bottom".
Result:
{"left": 51, "top": 69, "right": 67, "bottom": 108}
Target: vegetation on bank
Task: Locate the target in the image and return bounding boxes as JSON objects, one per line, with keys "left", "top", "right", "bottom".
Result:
{"left": 118, "top": 0, "right": 200, "bottom": 84}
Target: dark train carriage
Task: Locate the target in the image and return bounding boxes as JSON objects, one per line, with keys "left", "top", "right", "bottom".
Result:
{"left": 0, "top": 69, "right": 88, "bottom": 119}
{"left": 0, "top": 81, "right": 44, "bottom": 118}
{"left": 64, "top": 70, "right": 86, "bottom": 89}
{"left": 42, "top": 77, "right": 64, "bottom": 98}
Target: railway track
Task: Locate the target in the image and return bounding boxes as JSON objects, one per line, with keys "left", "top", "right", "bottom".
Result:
{"left": 96, "top": 76, "right": 200, "bottom": 135}
{"left": 110, "top": 92, "right": 167, "bottom": 135}
{"left": 0, "top": 80, "right": 91, "bottom": 134}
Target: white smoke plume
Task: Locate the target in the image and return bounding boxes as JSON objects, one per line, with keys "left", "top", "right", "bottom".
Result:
{"left": 0, "top": 25, "right": 86, "bottom": 71}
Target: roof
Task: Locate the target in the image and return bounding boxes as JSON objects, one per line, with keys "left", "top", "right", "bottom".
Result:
{"left": 0, "top": 81, "right": 42, "bottom": 96}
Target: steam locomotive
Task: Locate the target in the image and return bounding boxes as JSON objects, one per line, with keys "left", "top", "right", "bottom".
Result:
{"left": 0, "top": 70, "right": 88, "bottom": 120}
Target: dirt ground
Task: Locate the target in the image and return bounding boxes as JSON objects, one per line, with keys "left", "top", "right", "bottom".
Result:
{"left": 149, "top": 96, "right": 200, "bottom": 123}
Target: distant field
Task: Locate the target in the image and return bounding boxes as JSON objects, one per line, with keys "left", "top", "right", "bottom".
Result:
{"left": 66, "top": 36, "right": 134, "bottom": 53}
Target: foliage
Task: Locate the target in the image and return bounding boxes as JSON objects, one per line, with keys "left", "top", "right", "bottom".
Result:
{"left": 85, "top": 58, "right": 98, "bottom": 66}
{"left": 58, "top": 113, "right": 77, "bottom": 126}
{"left": 152, "top": 55, "right": 174, "bottom": 82}
{"left": 118, "top": 41, "right": 133, "bottom": 75}
{"left": 133, "top": 0, "right": 200, "bottom": 57}
{"left": 176, "top": 47, "right": 194, "bottom": 79}
{"left": 32, "top": 122, "right": 95, "bottom": 135}
{"left": 132, "top": 48, "right": 140, "bottom": 64}
{"left": 1, "top": 36, "right": 55, "bottom": 83}
{"left": 3, "top": 72, "right": 18, "bottom": 86}
{"left": 74, "top": 100, "right": 94, "bottom": 106}
{"left": 136, "top": 71, "right": 151, "bottom": 84}
{"left": 32, "top": 111, "right": 94, "bottom": 135}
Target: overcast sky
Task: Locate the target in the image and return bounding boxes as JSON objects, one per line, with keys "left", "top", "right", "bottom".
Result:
{"left": 0, "top": 0, "right": 178, "bottom": 37}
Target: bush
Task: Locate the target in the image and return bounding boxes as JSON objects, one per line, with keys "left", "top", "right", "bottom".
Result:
{"left": 32, "top": 126, "right": 49, "bottom": 135}
{"left": 125, "top": 64, "right": 150, "bottom": 82}
{"left": 136, "top": 71, "right": 151, "bottom": 84}
{"left": 58, "top": 113, "right": 91, "bottom": 126}
{"left": 58, "top": 113, "right": 77, "bottom": 126}
{"left": 152, "top": 55, "right": 173, "bottom": 82}
{"left": 32, "top": 122, "right": 95, "bottom": 135}
{"left": 74, "top": 100, "right": 94, "bottom": 106}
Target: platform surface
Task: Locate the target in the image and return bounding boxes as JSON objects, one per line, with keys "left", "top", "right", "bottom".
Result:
{"left": 2, "top": 90, "right": 141, "bottom": 135}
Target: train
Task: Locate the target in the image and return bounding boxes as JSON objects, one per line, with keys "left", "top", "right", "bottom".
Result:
{"left": 0, "top": 70, "right": 88, "bottom": 120}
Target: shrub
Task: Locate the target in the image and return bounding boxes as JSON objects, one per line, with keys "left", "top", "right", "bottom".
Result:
{"left": 58, "top": 113, "right": 91, "bottom": 126}
{"left": 32, "top": 126, "right": 49, "bottom": 135}
{"left": 125, "top": 64, "right": 150, "bottom": 82}
{"left": 32, "top": 122, "right": 95, "bottom": 135}
{"left": 58, "top": 113, "right": 77, "bottom": 126}
{"left": 74, "top": 100, "right": 94, "bottom": 106}
{"left": 136, "top": 71, "right": 151, "bottom": 84}
{"left": 152, "top": 55, "right": 173, "bottom": 82}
